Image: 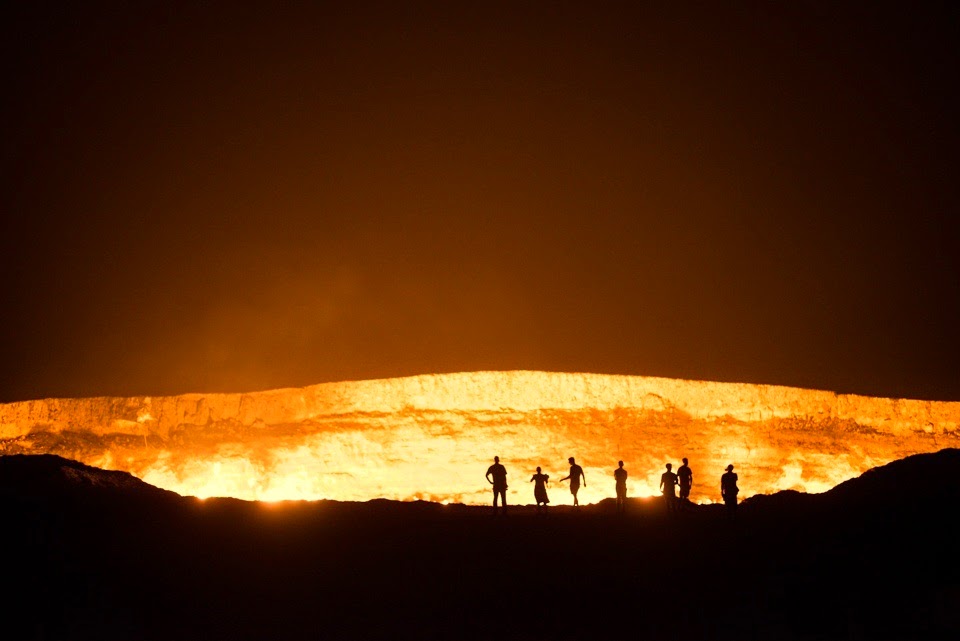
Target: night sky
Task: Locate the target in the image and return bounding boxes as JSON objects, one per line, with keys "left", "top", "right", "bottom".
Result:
{"left": 2, "top": 1, "right": 958, "bottom": 402}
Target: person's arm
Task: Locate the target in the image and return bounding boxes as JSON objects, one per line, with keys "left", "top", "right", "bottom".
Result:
{"left": 659, "top": 476, "right": 664, "bottom": 490}
{"left": 582, "top": 469, "right": 586, "bottom": 487}
{"left": 559, "top": 474, "right": 569, "bottom": 482}
{"left": 486, "top": 469, "right": 493, "bottom": 485}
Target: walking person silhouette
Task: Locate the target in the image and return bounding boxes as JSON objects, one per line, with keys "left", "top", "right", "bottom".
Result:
{"left": 559, "top": 457, "right": 586, "bottom": 507}
{"left": 721, "top": 464, "right": 739, "bottom": 517}
{"left": 486, "top": 456, "right": 508, "bottom": 516}
{"left": 614, "top": 461, "right": 628, "bottom": 513}
{"left": 660, "top": 463, "right": 679, "bottom": 513}
{"left": 530, "top": 466, "right": 550, "bottom": 513}
{"left": 677, "top": 457, "right": 693, "bottom": 507}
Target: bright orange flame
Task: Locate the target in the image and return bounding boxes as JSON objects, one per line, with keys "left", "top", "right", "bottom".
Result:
{"left": 2, "top": 371, "right": 958, "bottom": 505}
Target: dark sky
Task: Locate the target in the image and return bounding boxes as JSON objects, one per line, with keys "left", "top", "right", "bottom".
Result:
{"left": 2, "top": 1, "right": 958, "bottom": 402}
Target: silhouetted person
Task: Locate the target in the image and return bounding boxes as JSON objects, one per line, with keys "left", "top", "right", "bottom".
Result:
{"left": 721, "top": 464, "right": 739, "bottom": 517}
{"left": 486, "top": 456, "right": 508, "bottom": 515}
{"left": 660, "top": 463, "right": 678, "bottom": 513}
{"left": 559, "top": 457, "right": 586, "bottom": 506}
{"left": 530, "top": 466, "right": 550, "bottom": 513}
{"left": 677, "top": 457, "right": 693, "bottom": 506}
{"left": 614, "top": 460, "right": 628, "bottom": 513}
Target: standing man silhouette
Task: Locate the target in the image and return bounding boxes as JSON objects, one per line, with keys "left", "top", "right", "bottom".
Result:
{"left": 614, "top": 460, "right": 628, "bottom": 513}
{"left": 486, "top": 456, "right": 508, "bottom": 516}
{"left": 559, "top": 457, "right": 586, "bottom": 507}
{"left": 677, "top": 457, "right": 693, "bottom": 506}
{"left": 660, "top": 463, "right": 679, "bottom": 513}
{"left": 721, "top": 464, "right": 739, "bottom": 517}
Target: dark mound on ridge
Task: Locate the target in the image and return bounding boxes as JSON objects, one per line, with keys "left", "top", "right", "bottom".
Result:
{"left": 740, "top": 447, "right": 960, "bottom": 514}
{"left": 0, "top": 453, "right": 180, "bottom": 503}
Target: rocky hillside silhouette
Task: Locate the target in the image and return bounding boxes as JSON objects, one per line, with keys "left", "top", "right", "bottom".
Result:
{"left": 0, "top": 453, "right": 180, "bottom": 504}
{"left": 741, "top": 447, "right": 960, "bottom": 513}
{"left": 2, "top": 449, "right": 958, "bottom": 640}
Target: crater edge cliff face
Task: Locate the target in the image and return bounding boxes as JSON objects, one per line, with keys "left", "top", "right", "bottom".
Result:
{"left": 2, "top": 372, "right": 957, "bottom": 504}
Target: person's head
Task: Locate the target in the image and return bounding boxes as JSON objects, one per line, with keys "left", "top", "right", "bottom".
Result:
{"left": 618, "top": 460, "right": 624, "bottom": 468}
{"left": 666, "top": 463, "right": 672, "bottom": 470}
{"left": 568, "top": 457, "right": 575, "bottom": 464}
{"left": 494, "top": 456, "right": 500, "bottom": 463}
{"left": 682, "top": 457, "right": 688, "bottom": 465}
{"left": 536, "top": 466, "right": 541, "bottom": 473}
{"left": 726, "top": 464, "right": 734, "bottom": 472}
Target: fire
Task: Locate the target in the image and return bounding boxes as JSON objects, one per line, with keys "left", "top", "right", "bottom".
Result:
{"left": 1, "top": 371, "right": 958, "bottom": 505}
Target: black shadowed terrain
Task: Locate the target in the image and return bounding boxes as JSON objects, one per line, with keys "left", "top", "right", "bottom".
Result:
{"left": 2, "top": 451, "right": 959, "bottom": 641}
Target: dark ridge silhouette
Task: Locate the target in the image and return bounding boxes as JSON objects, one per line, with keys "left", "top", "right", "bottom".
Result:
{"left": 2, "top": 450, "right": 959, "bottom": 641}
{"left": 741, "top": 447, "right": 960, "bottom": 513}
{"left": 0, "top": 453, "right": 181, "bottom": 502}
{"left": 826, "top": 447, "right": 960, "bottom": 504}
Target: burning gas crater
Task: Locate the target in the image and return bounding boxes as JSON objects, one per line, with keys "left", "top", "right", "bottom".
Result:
{"left": 2, "top": 372, "right": 958, "bottom": 505}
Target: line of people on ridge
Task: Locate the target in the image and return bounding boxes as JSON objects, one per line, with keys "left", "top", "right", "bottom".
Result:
{"left": 485, "top": 456, "right": 740, "bottom": 516}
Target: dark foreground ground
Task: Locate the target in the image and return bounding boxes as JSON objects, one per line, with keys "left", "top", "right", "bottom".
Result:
{"left": 2, "top": 451, "right": 960, "bottom": 641}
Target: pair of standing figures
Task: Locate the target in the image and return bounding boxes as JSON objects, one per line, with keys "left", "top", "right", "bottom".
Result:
{"left": 659, "top": 458, "right": 695, "bottom": 512}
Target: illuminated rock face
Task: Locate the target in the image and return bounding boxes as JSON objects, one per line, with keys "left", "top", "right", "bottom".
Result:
{"left": 1, "top": 371, "right": 958, "bottom": 505}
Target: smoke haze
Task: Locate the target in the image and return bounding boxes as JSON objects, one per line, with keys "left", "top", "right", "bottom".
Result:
{"left": 2, "top": 2, "right": 958, "bottom": 401}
